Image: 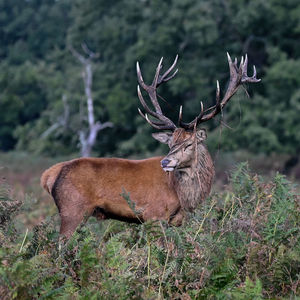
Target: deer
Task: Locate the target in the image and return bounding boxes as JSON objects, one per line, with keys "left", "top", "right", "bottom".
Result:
{"left": 41, "top": 53, "right": 260, "bottom": 238}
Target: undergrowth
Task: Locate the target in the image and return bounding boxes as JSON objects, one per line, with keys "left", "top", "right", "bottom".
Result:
{"left": 0, "top": 163, "right": 299, "bottom": 299}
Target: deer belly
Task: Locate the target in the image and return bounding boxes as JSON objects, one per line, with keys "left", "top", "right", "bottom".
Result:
{"left": 96, "top": 188, "right": 179, "bottom": 222}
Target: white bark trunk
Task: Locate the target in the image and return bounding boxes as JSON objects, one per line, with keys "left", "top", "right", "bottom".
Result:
{"left": 70, "top": 44, "right": 113, "bottom": 157}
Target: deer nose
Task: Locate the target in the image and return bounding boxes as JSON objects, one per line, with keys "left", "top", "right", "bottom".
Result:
{"left": 161, "top": 159, "right": 171, "bottom": 168}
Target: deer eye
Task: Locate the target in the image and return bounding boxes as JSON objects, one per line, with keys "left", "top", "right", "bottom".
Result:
{"left": 184, "top": 144, "right": 193, "bottom": 151}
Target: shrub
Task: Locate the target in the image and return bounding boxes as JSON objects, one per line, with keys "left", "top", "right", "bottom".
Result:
{"left": 0, "top": 163, "right": 299, "bottom": 299}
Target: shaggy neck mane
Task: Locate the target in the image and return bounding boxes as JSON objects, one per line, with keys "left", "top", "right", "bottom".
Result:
{"left": 171, "top": 144, "right": 215, "bottom": 211}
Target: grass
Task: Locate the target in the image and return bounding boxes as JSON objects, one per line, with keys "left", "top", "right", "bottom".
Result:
{"left": 0, "top": 162, "right": 299, "bottom": 299}
{"left": 0, "top": 151, "right": 73, "bottom": 229}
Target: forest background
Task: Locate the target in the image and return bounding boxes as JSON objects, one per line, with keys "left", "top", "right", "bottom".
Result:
{"left": 0, "top": 1, "right": 300, "bottom": 298}
{"left": 0, "top": 0, "right": 300, "bottom": 188}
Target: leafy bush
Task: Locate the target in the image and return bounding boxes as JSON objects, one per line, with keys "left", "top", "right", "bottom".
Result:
{"left": 0, "top": 163, "right": 299, "bottom": 299}
{"left": 0, "top": 183, "right": 22, "bottom": 245}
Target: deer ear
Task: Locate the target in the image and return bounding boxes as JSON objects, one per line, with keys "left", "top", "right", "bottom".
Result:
{"left": 196, "top": 128, "right": 207, "bottom": 142}
{"left": 152, "top": 132, "right": 173, "bottom": 144}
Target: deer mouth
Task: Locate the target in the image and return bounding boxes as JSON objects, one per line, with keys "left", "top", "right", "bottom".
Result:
{"left": 163, "top": 166, "right": 175, "bottom": 172}
{"left": 161, "top": 158, "right": 177, "bottom": 172}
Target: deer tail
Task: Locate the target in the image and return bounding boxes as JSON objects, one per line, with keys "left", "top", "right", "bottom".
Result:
{"left": 40, "top": 163, "right": 64, "bottom": 195}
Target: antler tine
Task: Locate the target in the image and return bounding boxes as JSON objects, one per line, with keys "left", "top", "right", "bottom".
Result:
{"left": 178, "top": 105, "right": 183, "bottom": 124}
{"left": 216, "top": 80, "right": 220, "bottom": 103}
{"left": 136, "top": 61, "right": 147, "bottom": 90}
{"left": 179, "top": 101, "right": 204, "bottom": 129}
{"left": 138, "top": 84, "right": 177, "bottom": 131}
{"left": 138, "top": 107, "right": 170, "bottom": 129}
{"left": 239, "top": 56, "right": 244, "bottom": 69}
{"left": 138, "top": 108, "right": 167, "bottom": 126}
{"left": 137, "top": 85, "right": 162, "bottom": 119}
{"left": 180, "top": 53, "right": 260, "bottom": 129}
{"left": 138, "top": 58, "right": 163, "bottom": 114}
{"left": 198, "top": 101, "right": 205, "bottom": 121}
{"left": 227, "top": 52, "right": 238, "bottom": 80}
{"left": 152, "top": 57, "right": 164, "bottom": 87}
{"left": 234, "top": 57, "right": 238, "bottom": 68}
{"left": 227, "top": 52, "right": 232, "bottom": 67}
{"left": 164, "top": 68, "right": 178, "bottom": 83}
{"left": 136, "top": 57, "right": 178, "bottom": 131}
{"left": 215, "top": 80, "right": 221, "bottom": 113}
{"left": 158, "top": 54, "right": 179, "bottom": 85}
{"left": 145, "top": 114, "right": 175, "bottom": 130}
{"left": 242, "top": 54, "right": 248, "bottom": 76}
{"left": 241, "top": 54, "right": 261, "bottom": 83}
{"left": 253, "top": 65, "right": 257, "bottom": 78}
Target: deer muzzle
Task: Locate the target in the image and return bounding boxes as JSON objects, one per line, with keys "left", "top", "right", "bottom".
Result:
{"left": 161, "top": 158, "right": 176, "bottom": 172}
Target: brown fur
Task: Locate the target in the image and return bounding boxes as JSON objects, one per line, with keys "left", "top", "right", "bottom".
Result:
{"left": 41, "top": 129, "right": 214, "bottom": 238}
{"left": 164, "top": 129, "right": 215, "bottom": 211}
{"left": 171, "top": 143, "right": 214, "bottom": 211}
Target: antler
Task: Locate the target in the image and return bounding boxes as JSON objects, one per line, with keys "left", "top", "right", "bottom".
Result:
{"left": 179, "top": 53, "right": 261, "bottom": 130}
{"left": 136, "top": 56, "right": 179, "bottom": 131}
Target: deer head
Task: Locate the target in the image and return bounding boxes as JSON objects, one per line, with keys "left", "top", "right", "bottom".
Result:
{"left": 136, "top": 53, "right": 260, "bottom": 172}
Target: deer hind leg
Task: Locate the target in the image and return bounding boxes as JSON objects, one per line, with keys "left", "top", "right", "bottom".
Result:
{"left": 59, "top": 209, "right": 90, "bottom": 239}
{"left": 53, "top": 184, "right": 94, "bottom": 239}
{"left": 60, "top": 206, "right": 108, "bottom": 238}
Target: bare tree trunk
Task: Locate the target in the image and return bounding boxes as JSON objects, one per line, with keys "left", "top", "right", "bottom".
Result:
{"left": 70, "top": 44, "right": 113, "bottom": 157}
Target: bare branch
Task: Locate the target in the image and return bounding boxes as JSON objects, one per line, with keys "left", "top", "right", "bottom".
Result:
{"left": 81, "top": 43, "right": 100, "bottom": 59}
{"left": 41, "top": 94, "right": 70, "bottom": 138}
{"left": 68, "top": 44, "right": 86, "bottom": 64}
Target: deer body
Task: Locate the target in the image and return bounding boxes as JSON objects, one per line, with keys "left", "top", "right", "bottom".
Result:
{"left": 41, "top": 53, "right": 259, "bottom": 238}
{"left": 41, "top": 133, "right": 214, "bottom": 237}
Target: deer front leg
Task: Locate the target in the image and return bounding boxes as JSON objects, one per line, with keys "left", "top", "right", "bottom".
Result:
{"left": 170, "top": 208, "right": 185, "bottom": 226}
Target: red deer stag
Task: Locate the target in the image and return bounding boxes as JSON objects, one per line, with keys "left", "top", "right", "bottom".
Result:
{"left": 41, "top": 53, "right": 260, "bottom": 238}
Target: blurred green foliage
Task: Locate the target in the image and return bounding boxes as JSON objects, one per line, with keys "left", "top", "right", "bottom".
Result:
{"left": 0, "top": 0, "right": 299, "bottom": 157}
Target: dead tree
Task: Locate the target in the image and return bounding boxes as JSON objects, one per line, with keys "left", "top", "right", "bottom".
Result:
{"left": 69, "top": 44, "right": 113, "bottom": 157}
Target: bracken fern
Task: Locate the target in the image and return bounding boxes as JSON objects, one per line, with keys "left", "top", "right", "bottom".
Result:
{"left": 0, "top": 163, "right": 299, "bottom": 299}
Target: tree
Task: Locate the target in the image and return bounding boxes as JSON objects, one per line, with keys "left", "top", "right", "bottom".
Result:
{"left": 0, "top": 0, "right": 299, "bottom": 162}
{"left": 69, "top": 44, "right": 113, "bottom": 157}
